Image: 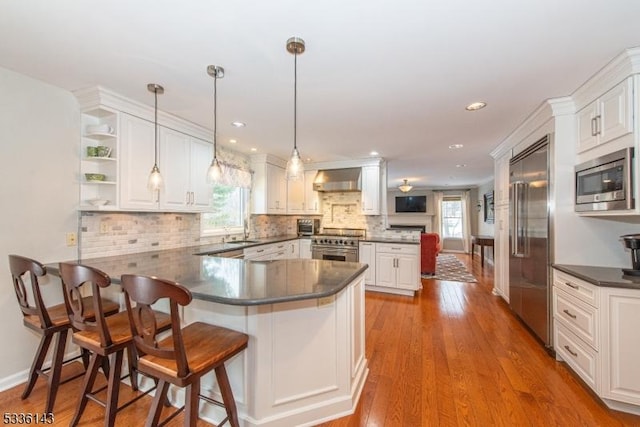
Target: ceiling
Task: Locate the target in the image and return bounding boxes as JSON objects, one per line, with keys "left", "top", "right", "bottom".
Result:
{"left": 1, "top": 1, "right": 639, "bottom": 189}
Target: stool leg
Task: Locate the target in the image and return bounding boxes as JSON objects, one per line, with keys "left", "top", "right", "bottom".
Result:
{"left": 22, "top": 332, "right": 53, "bottom": 399}
{"left": 126, "top": 344, "right": 138, "bottom": 391}
{"left": 145, "top": 380, "right": 169, "bottom": 427}
{"left": 184, "top": 378, "right": 200, "bottom": 427}
{"left": 44, "top": 329, "right": 68, "bottom": 413}
{"left": 104, "top": 350, "right": 124, "bottom": 427}
{"left": 215, "top": 365, "right": 239, "bottom": 427}
{"left": 71, "top": 353, "right": 101, "bottom": 427}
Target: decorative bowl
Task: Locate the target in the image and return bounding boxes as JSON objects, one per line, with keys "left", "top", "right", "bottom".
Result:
{"left": 88, "top": 199, "right": 108, "bottom": 206}
{"left": 85, "top": 173, "right": 106, "bottom": 182}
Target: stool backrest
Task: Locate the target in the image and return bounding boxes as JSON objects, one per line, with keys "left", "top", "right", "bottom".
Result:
{"left": 8, "top": 255, "right": 51, "bottom": 328}
{"left": 121, "top": 274, "right": 192, "bottom": 377}
{"left": 58, "top": 263, "right": 113, "bottom": 347}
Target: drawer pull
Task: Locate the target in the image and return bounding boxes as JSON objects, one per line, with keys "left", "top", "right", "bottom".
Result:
{"left": 564, "top": 345, "right": 578, "bottom": 357}
{"left": 562, "top": 309, "right": 577, "bottom": 319}
{"left": 564, "top": 281, "right": 579, "bottom": 290}
{"left": 257, "top": 249, "right": 264, "bottom": 253}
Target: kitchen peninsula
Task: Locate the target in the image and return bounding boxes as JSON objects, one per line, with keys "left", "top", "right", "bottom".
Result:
{"left": 48, "top": 245, "right": 369, "bottom": 427}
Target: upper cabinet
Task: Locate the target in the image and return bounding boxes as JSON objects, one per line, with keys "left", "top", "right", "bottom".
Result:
{"left": 361, "top": 165, "right": 380, "bottom": 215}
{"left": 286, "top": 176, "right": 305, "bottom": 214}
{"left": 303, "top": 169, "right": 321, "bottom": 214}
{"left": 159, "top": 127, "right": 212, "bottom": 211}
{"left": 494, "top": 152, "right": 511, "bottom": 207}
{"left": 251, "top": 155, "right": 287, "bottom": 215}
{"left": 577, "top": 78, "right": 634, "bottom": 154}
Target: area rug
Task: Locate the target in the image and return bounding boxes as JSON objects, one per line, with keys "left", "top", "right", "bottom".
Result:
{"left": 422, "top": 254, "right": 477, "bottom": 283}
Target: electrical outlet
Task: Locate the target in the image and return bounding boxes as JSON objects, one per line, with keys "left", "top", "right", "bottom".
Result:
{"left": 100, "top": 222, "right": 109, "bottom": 234}
{"left": 66, "top": 232, "right": 77, "bottom": 247}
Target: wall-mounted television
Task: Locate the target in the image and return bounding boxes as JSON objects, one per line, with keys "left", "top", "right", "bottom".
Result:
{"left": 395, "top": 195, "right": 427, "bottom": 213}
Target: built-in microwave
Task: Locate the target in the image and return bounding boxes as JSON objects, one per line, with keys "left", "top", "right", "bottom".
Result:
{"left": 297, "top": 219, "right": 320, "bottom": 236}
{"left": 575, "top": 147, "right": 634, "bottom": 212}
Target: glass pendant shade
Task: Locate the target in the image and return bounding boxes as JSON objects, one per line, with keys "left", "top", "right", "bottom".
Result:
{"left": 285, "top": 147, "right": 303, "bottom": 181}
{"left": 148, "top": 164, "right": 163, "bottom": 191}
{"left": 207, "top": 157, "right": 224, "bottom": 184}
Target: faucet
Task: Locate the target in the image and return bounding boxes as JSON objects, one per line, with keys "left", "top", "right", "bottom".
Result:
{"left": 243, "top": 218, "right": 250, "bottom": 240}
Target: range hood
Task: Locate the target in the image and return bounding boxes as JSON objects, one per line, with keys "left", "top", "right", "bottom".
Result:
{"left": 313, "top": 168, "right": 362, "bottom": 192}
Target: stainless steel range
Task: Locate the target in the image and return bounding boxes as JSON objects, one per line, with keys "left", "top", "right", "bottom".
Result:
{"left": 311, "top": 228, "right": 365, "bottom": 262}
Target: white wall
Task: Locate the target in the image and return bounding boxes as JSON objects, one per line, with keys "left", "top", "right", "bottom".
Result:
{"left": 476, "top": 180, "right": 495, "bottom": 237}
{"left": 0, "top": 67, "right": 80, "bottom": 388}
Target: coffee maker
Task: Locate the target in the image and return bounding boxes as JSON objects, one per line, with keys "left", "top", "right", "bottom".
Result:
{"left": 621, "top": 234, "right": 640, "bottom": 276}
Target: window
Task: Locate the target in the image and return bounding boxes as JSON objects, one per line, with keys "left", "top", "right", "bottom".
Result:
{"left": 201, "top": 185, "right": 248, "bottom": 235}
{"left": 441, "top": 198, "right": 463, "bottom": 238}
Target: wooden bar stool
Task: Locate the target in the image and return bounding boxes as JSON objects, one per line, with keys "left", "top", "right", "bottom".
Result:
{"left": 58, "top": 263, "right": 171, "bottom": 427}
{"left": 121, "top": 274, "right": 249, "bottom": 427}
{"left": 8, "top": 255, "right": 119, "bottom": 414}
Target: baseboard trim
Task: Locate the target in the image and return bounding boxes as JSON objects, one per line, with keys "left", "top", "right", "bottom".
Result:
{"left": 0, "top": 349, "right": 81, "bottom": 393}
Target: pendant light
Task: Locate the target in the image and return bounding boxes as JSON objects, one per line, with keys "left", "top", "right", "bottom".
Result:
{"left": 285, "top": 37, "right": 305, "bottom": 181}
{"left": 206, "top": 65, "right": 225, "bottom": 184}
{"left": 147, "top": 83, "right": 164, "bottom": 192}
{"left": 398, "top": 179, "right": 413, "bottom": 193}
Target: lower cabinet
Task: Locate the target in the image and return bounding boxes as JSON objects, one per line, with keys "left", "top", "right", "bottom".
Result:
{"left": 361, "top": 242, "right": 419, "bottom": 296}
{"left": 553, "top": 269, "right": 640, "bottom": 414}
{"left": 299, "top": 238, "right": 312, "bottom": 259}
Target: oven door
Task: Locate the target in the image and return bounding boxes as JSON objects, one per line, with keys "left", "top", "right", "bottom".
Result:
{"left": 312, "top": 246, "right": 358, "bottom": 262}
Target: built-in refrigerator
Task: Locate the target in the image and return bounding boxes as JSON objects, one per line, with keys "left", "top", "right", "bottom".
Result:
{"left": 509, "top": 135, "right": 552, "bottom": 348}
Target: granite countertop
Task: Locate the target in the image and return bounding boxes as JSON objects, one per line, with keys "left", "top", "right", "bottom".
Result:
{"left": 47, "top": 241, "right": 368, "bottom": 306}
{"left": 360, "top": 237, "right": 420, "bottom": 245}
{"left": 553, "top": 264, "right": 640, "bottom": 290}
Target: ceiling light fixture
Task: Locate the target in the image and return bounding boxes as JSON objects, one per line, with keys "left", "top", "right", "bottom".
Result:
{"left": 398, "top": 179, "right": 413, "bottom": 193}
{"left": 229, "top": 139, "right": 237, "bottom": 144}
{"left": 147, "top": 83, "right": 164, "bottom": 192}
{"left": 448, "top": 144, "right": 464, "bottom": 149}
{"left": 370, "top": 151, "right": 379, "bottom": 156}
{"left": 206, "top": 65, "right": 225, "bottom": 184}
{"left": 231, "top": 121, "right": 246, "bottom": 128}
{"left": 465, "top": 101, "right": 487, "bottom": 111}
{"left": 285, "top": 36, "right": 305, "bottom": 181}
{"left": 456, "top": 164, "right": 467, "bottom": 168}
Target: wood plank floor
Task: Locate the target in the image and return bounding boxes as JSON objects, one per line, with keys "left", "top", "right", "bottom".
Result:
{"left": 1, "top": 254, "right": 639, "bottom": 426}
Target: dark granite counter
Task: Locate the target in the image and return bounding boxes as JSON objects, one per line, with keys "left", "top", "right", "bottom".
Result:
{"left": 47, "top": 244, "right": 368, "bottom": 306}
{"left": 360, "top": 237, "right": 420, "bottom": 245}
{"left": 553, "top": 264, "right": 640, "bottom": 290}
{"left": 193, "top": 234, "right": 300, "bottom": 255}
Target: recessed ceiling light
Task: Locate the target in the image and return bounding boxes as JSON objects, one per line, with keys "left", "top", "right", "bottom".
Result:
{"left": 370, "top": 151, "right": 379, "bottom": 156}
{"left": 231, "top": 121, "right": 246, "bottom": 128}
{"left": 448, "top": 144, "right": 464, "bottom": 149}
{"left": 305, "top": 157, "right": 312, "bottom": 162}
{"left": 250, "top": 147, "right": 257, "bottom": 152}
{"left": 456, "top": 164, "right": 466, "bottom": 168}
{"left": 229, "top": 139, "right": 237, "bottom": 144}
{"left": 465, "top": 101, "right": 487, "bottom": 111}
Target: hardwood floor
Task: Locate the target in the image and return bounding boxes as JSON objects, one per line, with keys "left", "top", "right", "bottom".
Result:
{"left": 1, "top": 254, "right": 639, "bottom": 426}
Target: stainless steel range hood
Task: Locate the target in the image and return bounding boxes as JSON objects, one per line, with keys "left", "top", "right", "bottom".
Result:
{"left": 313, "top": 168, "right": 362, "bottom": 192}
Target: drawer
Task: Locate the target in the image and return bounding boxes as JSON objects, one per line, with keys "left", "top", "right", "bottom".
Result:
{"left": 555, "top": 322, "right": 598, "bottom": 392}
{"left": 244, "top": 243, "right": 276, "bottom": 258}
{"left": 553, "top": 288, "right": 598, "bottom": 349}
{"left": 553, "top": 269, "right": 599, "bottom": 307}
{"left": 376, "top": 243, "right": 418, "bottom": 255}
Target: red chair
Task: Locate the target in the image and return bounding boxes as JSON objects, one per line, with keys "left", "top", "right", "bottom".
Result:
{"left": 420, "top": 233, "right": 441, "bottom": 275}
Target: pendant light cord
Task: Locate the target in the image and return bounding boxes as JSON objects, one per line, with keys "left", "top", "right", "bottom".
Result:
{"left": 293, "top": 50, "right": 298, "bottom": 151}
{"left": 213, "top": 72, "right": 218, "bottom": 160}
{"left": 154, "top": 89, "right": 158, "bottom": 165}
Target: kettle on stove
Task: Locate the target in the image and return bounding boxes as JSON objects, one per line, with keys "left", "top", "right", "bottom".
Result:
{"left": 621, "top": 234, "right": 640, "bottom": 276}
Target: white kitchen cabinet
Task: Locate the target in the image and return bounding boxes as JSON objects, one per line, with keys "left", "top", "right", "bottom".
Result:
{"left": 553, "top": 268, "right": 640, "bottom": 415}
{"left": 373, "top": 243, "right": 420, "bottom": 294}
{"left": 79, "top": 107, "right": 119, "bottom": 209}
{"left": 287, "top": 177, "right": 305, "bottom": 214}
{"left": 251, "top": 155, "right": 287, "bottom": 214}
{"left": 286, "top": 239, "right": 300, "bottom": 259}
{"left": 299, "top": 238, "right": 312, "bottom": 259}
{"left": 303, "top": 169, "right": 321, "bottom": 214}
{"left": 119, "top": 113, "right": 159, "bottom": 210}
{"left": 492, "top": 205, "right": 509, "bottom": 301}
{"left": 577, "top": 77, "right": 633, "bottom": 153}
{"left": 358, "top": 242, "right": 376, "bottom": 285}
{"left": 361, "top": 165, "right": 380, "bottom": 215}
{"left": 600, "top": 287, "right": 640, "bottom": 408}
{"left": 159, "top": 127, "right": 212, "bottom": 211}
{"left": 494, "top": 153, "right": 511, "bottom": 207}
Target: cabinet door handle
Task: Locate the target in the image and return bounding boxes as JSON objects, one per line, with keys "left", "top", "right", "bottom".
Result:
{"left": 564, "top": 345, "right": 578, "bottom": 357}
{"left": 591, "top": 117, "right": 597, "bottom": 136}
{"left": 191, "top": 191, "right": 195, "bottom": 204}
{"left": 562, "top": 309, "right": 577, "bottom": 319}
{"left": 564, "top": 281, "right": 579, "bottom": 290}
{"left": 596, "top": 114, "right": 602, "bottom": 135}
{"left": 186, "top": 192, "right": 190, "bottom": 204}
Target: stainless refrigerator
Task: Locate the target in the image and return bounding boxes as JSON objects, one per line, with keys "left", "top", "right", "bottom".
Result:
{"left": 509, "top": 135, "right": 551, "bottom": 348}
